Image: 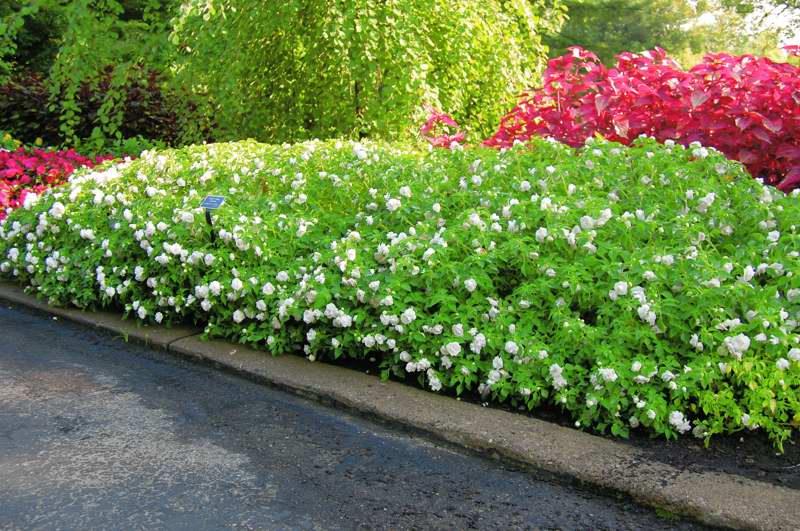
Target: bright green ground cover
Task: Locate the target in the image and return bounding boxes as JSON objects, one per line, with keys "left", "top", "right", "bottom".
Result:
{"left": 1, "top": 137, "right": 798, "bottom": 448}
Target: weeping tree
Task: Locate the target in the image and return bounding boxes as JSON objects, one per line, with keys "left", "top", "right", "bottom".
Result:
{"left": 170, "top": 0, "right": 566, "bottom": 143}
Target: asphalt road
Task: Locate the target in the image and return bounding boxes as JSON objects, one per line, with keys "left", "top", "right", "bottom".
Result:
{"left": 0, "top": 304, "right": 704, "bottom": 530}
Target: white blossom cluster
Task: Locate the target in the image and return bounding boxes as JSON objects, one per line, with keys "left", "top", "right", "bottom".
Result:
{"left": 1, "top": 136, "right": 798, "bottom": 448}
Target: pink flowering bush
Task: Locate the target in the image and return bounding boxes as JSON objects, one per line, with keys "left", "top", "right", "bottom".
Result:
{"left": 0, "top": 147, "right": 112, "bottom": 220}
{"left": 472, "top": 47, "right": 800, "bottom": 191}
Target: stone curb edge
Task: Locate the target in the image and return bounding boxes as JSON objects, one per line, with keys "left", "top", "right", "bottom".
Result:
{"left": 2, "top": 281, "right": 798, "bottom": 531}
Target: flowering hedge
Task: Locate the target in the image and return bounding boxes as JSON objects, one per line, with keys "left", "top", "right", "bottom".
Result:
{"left": 0, "top": 146, "right": 112, "bottom": 221}
{"left": 1, "top": 138, "right": 799, "bottom": 449}
{"left": 483, "top": 47, "right": 800, "bottom": 192}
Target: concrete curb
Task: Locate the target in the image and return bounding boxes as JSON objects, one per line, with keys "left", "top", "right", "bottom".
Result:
{"left": 2, "top": 281, "right": 798, "bottom": 530}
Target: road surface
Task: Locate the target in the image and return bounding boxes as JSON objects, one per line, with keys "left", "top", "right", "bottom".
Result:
{"left": 0, "top": 304, "right": 703, "bottom": 530}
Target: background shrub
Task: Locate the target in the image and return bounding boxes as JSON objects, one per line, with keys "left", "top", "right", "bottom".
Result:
{"left": 169, "top": 0, "right": 566, "bottom": 143}
{"left": 2, "top": 138, "right": 798, "bottom": 449}
{"left": 484, "top": 47, "right": 800, "bottom": 191}
{"left": 0, "top": 0, "right": 177, "bottom": 149}
{"left": 0, "top": 67, "right": 183, "bottom": 151}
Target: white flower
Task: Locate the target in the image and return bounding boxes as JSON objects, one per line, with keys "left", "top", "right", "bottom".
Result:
{"left": 723, "top": 333, "right": 750, "bottom": 360}
{"left": 104, "top": 287, "right": 115, "bottom": 298}
{"left": 307, "top": 329, "right": 317, "bottom": 342}
{"left": 776, "top": 358, "right": 790, "bottom": 371}
{"left": 504, "top": 341, "right": 519, "bottom": 355}
{"left": 740, "top": 265, "right": 755, "bottom": 282}
{"left": 386, "top": 198, "right": 401, "bottom": 212}
{"left": 398, "top": 307, "right": 417, "bottom": 325}
{"left": 492, "top": 356, "right": 504, "bottom": 370}
{"left": 353, "top": 143, "right": 368, "bottom": 159}
{"left": 155, "top": 312, "right": 163, "bottom": 324}
{"left": 668, "top": 411, "right": 691, "bottom": 433}
{"left": 789, "top": 348, "right": 800, "bottom": 362}
{"left": 689, "top": 334, "right": 704, "bottom": 351}
{"left": 631, "top": 360, "right": 642, "bottom": 372}
{"left": 209, "top": 281, "right": 222, "bottom": 296}
{"left": 696, "top": 192, "right": 715, "bottom": 213}
{"left": 262, "top": 282, "right": 275, "bottom": 295}
{"left": 277, "top": 271, "right": 289, "bottom": 282}
{"left": 464, "top": 278, "right": 477, "bottom": 292}
{"left": 231, "top": 277, "right": 243, "bottom": 291}
{"left": 49, "top": 202, "right": 65, "bottom": 219}
{"left": 470, "top": 333, "right": 486, "bottom": 354}
{"left": 444, "top": 342, "right": 462, "bottom": 357}
{"left": 535, "top": 227, "right": 549, "bottom": 243}
{"left": 613, "top": 281, "right": 628, "bottom": 296}
{"left": 599, "top": 368, "right": 618, "bottom": 382}
{"left": 233, "top": 310, "right": 245, "bottom": 323}
{"left": 637, "top": 304, "right": 656, "bottom": 326}
{"left": 23, "top": 192, "right": 39, "bottom": 208}
{"left": 549, "top": 363, "right": 567, "bottom": 389}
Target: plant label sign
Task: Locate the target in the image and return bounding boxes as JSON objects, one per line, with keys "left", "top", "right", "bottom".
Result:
{"left": 201, "top": 195, "right": 225, "bottom": 210}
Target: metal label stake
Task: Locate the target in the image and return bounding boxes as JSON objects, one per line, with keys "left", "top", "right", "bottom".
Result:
{"left": 200, "top": 195, "right": 225, "bottom": 243}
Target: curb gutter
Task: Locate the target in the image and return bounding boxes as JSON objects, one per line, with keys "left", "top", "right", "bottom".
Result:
{"left": 1, "top": 281, "right": 798, "bottom": 530}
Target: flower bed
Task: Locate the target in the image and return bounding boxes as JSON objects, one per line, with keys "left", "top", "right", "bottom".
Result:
{"left": 483, "top": 47, "right": 800, "bottom": 192}
{"left": 0, "top": 146, "right": 112, "bottom": 221}
{"left": 1, "top": 138, "right": 798, "bottom": 448}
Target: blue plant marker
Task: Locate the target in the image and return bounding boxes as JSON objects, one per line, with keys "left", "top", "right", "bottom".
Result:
{"left": 201, "top": 195, "right": 224, "bottom": 242}
{"left": 201, "top": 195, "right": 225, "bottom": 209}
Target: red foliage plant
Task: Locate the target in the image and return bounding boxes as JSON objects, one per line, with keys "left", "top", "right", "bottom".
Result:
{"left": 0, "top": 147, "right": 112, "bottom": 220}
{"left": 419, "top": 105, "right": 466, "bottom": 148}
{"left": 425, "top": 47, "right": 800, "bottom": 191}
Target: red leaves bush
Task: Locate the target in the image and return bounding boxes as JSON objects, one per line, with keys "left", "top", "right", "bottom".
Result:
{"left": 419, "top": 106, "right": 466, "bottom": 148}
{"left": 0, "top": 147, "right": 111, "bottom": 220}
{"left": 482, "top": 47, "right": 800, "bottom": 191}
{"left": 0, "top": 67, "right": 182, "bottom": 148}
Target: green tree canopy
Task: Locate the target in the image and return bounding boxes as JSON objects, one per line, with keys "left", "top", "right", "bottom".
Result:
{"left": 170, "top": 0, "right": 566, "bottom": 143}
{"left": 545, "top": 0, "right": 782, "bottom": 66}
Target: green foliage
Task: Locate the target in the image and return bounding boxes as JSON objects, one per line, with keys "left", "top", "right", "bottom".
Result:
{"left": 2, "top": 137, "right": 799, "bottom": 449}
{"left": 545, "top": 0, "right": 781, "bottom": 66}
{"left": 546, "top": 0, "right": 696, "bottom": 65}
{"left": 0, "top": 0, "right": 175, "bottom": 149}
{"left": 170, "top": 0, "right": 566, "bottom": 143}
{"left": 0, "top": 130, "right": 21, "bottom": 150}
{"left": 0, "top": 0, "right": 41, "bottom": 82}
{"left": 73, "top": 134, "right": 167, "bottom": 158}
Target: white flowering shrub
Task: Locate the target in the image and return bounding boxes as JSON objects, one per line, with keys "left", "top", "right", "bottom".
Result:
{"left": 1, "top": 137, "right": 799, "bottom": 449}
